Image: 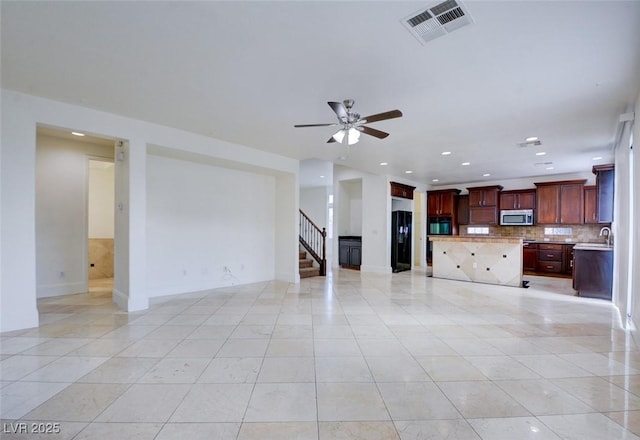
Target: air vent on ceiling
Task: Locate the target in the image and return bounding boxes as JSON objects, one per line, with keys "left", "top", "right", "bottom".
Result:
{"left": 517, "top": 139, "right": 542, "bottom": 147}
{"left": 402, "top": 0, "right": 474, "bottom": 45}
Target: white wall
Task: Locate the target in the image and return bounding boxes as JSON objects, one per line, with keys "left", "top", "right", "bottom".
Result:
{"left": 1, "top": 89, "right": 299, "bottom": 332}
{"left": 88, "top": 161, "right": 115, "bottom": 238}
{"left": 631, "top": 94, "right": 640, "bottom": 331}
{"left": 613, "top": 122, "right": 632, "bottom": 323}
{"left": 346, "top": 181, "right": 363, "bottom": 236}
{"left": 146, "top": 154, "right": 276, "bottom": 297}
{"left": 333, "top": 165, "right": 428, "bottom": 274}
{"left": 35, "top": 134, "right": 114, "bottom": 298}
{"left": 300, "top": 187, "right": 328, "bottom": 228}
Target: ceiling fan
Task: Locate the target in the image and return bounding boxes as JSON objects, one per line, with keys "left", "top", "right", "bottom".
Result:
{"left": 294, "top": 99, "right": 402, "bottom": 145}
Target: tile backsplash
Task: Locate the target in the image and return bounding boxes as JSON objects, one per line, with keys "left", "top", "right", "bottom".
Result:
{"left": 460, "top": 224, "right": 611, "bottom": 243}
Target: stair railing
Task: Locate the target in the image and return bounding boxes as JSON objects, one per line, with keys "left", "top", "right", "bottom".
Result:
{"left": 299, "top": 209, "right": 326, "bottom": 276}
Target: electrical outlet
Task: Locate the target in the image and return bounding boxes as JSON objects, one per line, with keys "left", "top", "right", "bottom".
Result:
{"left": 472, "top": 262, "right": 477, "bottom": 269}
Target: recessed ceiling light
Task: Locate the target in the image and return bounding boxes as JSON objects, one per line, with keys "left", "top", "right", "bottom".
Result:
{"left": 483, "top": 173, "right": 491, "bottom": 177}
{"left": 461, "top": 162, "right": 470, "bottom": 166}
{"left": 432, "top": 178, "right": 439, "bottom": 182}
{"left": 592, "top": 156, "right": 603, "bottom": 161}
{"left": 441, "top": 151, "right": 452, "bottom": 156}
{"left": 526, "top": 136, "right": 539, "bottom": 142}
{"left": 405, "top": 170, "right": 413, "bottom": 174}
{"left": 546, "top": 166, "right": 554, "bottom": 170}
{"left": 379, "top": 162, "right": 388, "bottom": 166}
{"left": 319, "top": 175, "right": 325, "bottom": 179}
{"left": 535, "top": 152, "right": 546, "bottom": 156}
{"left": 71, "top": 131, "right": 85, "bottom": 136}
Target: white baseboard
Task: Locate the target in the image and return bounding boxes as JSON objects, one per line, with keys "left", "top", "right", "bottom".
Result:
{"left": 37, "top": 281, "right": 86, "bottom": 298}
{"left": 113, "top": 288, "right": 148, "bottom": 312}
{"left": 360, "top": 265, "right": 392, "bottom": 274}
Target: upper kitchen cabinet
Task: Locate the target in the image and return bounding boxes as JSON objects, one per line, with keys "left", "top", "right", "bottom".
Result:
{"left": 584, "top": 185, "right": 598, "bottom": 224}
{"left": 535, "top": 180, "right": 586, "bottom": 224}
{"left": 457, "top": 194, "right": 469, "bottom": 225}
{"left": 592, "top": 164, "right": 614, "bottom": 223}
{"left": 427, "top": 189, "right": 460, "bottom": 217}
{"left": 467, "top": 185, "right": 503, "bottom": 225}
{"left": 500, "top": 189, "right": 536, "bottom": 210}
{"left": 390, "top": 182, "right": 416, "bottom": 200}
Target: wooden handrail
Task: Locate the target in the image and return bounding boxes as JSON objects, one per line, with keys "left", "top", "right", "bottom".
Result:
{"left": 299, "top": 209, "right": 327, "bottom": 276}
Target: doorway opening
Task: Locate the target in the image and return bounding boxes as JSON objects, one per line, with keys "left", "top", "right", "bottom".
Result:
{"left": 88, "top": 158, "right": 115, "bottom": 298}
{"left": 35, "top": 125, "right": 117, "bottom": 303}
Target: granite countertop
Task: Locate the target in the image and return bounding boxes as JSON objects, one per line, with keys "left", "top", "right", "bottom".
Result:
{"left": 524, "top": 240, "right": 607, "bottom": 245}
{"left": 523, "top": 240, "right": 573, "bottom": 244}
{"left": 428, "top": 236, "right": 523, "bottom": 244}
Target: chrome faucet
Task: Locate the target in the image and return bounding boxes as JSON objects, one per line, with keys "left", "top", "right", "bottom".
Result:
{"left": 599, "top": 226, "right": 612, "bottom": 246}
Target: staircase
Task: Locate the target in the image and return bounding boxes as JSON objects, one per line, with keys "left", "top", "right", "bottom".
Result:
{"left": 299, "top": 250, "right": 320, "bottom": 278}
{"left": 298, "top": 209, "right": 326, "bottom": 279}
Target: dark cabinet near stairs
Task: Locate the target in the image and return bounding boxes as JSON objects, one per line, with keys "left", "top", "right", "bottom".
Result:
{"left": 339, "top": 236, "right": 361, "bottom": 269}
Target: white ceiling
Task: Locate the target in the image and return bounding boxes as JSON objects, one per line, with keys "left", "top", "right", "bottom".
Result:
{"left": 2, "top": 1, "right": 639, "bottom": 186}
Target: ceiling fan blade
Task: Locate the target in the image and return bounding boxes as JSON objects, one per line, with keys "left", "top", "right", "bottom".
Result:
{"left": 294, "top": 123, "right": 339, "bottom": 128}
{"left": 327, "top": 137, "right": 337, "bottom": 143}
{"left": 359, "top": 126, "right": 389, "bottom": 139}
{"left": 361, "top": 109, "right": 403, "bottom": 124}
{"left": 328, "top": 101, "right": 348, "bottom": 121}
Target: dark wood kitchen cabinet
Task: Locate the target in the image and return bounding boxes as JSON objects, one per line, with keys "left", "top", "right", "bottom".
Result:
{"left": 592, "top": 164, "right": 614, "bottom": 223}
{"left": 523, "top": 243, "right": 538, "bottom": 272}
{"left": 584, "top": 185, "right": 598, "bottom": 224}
{"left": 535, "top": 180, "right": 586, "bottom": 224}
{"left": 427, "top": 189, "right": 460, "bottom": 217}
{"left": 537, "top": 243, "right": 564, "bottom": 274}
{"left": 390, "top": 182, "right": 416, "bottom": 200}
{"left": 467, "top": 185, "right": 503, "bottom": 225}
{"left": 500, "top": 189, "right": 536, "bottom": 210}
{"left": 457, "top": 194, "right": 469, "bottom": 225}
{"left": 564, "top": 244, "right": 575, "bottom": 275}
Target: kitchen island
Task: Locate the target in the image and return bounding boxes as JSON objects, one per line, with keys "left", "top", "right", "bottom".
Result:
{"left": 429, "top": 236, "right": 523, "bottom": 287}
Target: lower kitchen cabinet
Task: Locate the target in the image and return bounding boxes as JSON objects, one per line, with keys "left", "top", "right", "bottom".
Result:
{"left": 523, "top": 242, "right": 575, "bottom": 276}
{"left": 537, "top": 243, "right": 564, "bottom": 274}
{"left": 338, "top": 236, "right": 361, "bottom": 269}
{"left": 573, "top": 248, "right": 613, "bottom": 299}
{"left": 523, "top": 243, "right": 538, "bottom": 272}
{"left": 564, "top": 244, "right": 575, "bottom": 275}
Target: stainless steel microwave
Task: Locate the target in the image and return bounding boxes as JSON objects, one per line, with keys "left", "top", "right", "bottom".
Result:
{"left": 500, "top": 209, "right": 534, "bottom": 226}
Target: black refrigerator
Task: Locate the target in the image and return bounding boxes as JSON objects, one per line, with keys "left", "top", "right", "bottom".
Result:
{"left": 391, "top": 210, "right": 412, "bottom": 273}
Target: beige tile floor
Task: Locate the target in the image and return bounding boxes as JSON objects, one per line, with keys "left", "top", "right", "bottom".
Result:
{"left": 1, "top": 270, "right": 640, "bottom": 439}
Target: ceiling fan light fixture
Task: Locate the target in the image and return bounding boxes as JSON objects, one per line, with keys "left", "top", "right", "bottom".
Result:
{"left": 332, "top": 128, "right": 360, "bottom": 145}
{"left": 332, "top": 130, "right": 345, "bottom": 143}
{"left": 347, "top": 128, "right": 360, "bottom": 145}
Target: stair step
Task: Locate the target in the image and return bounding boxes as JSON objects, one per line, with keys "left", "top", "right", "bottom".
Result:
{"left": 299, "top": 259, "right": 313, "bottom": 268}
{"left": 299, "top": 251, "right": 307, "bottom": 259}
{"left": 299, "top": 267, "right": 320, "bottom": 278}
